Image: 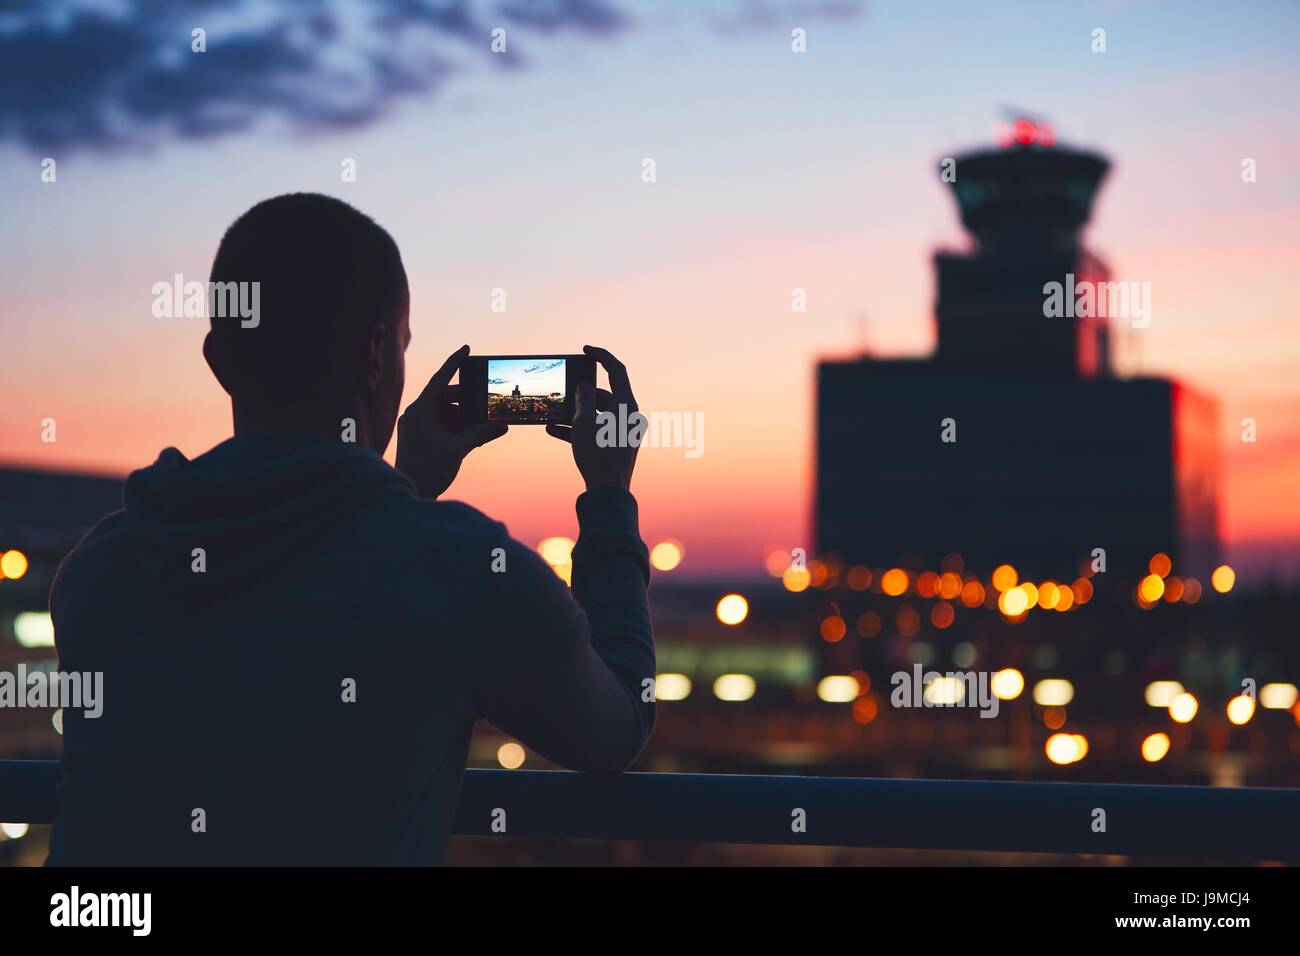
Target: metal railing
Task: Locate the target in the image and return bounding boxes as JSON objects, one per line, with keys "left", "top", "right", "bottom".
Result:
{"left": 3, "top": 760, "right": 1298, "bottom": 859}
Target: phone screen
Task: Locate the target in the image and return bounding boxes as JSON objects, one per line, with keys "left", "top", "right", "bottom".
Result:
{"left": 462, "top": 354, "right": 595, "bottom": 425}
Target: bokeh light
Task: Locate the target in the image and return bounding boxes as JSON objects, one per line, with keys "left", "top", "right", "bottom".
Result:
{"left": 654, "top": 673, "right": 692, "bottom": 701}
{"left": 961, "top": 580, "right": 985, "bottom": 608}
{"left": 537, "top": 536, "right": 574, "bottom": 566}
{"left": 1139, "top": 573, "right": 1165, "bottom": 603}
{"left": 1169, "top": 692, "right": 1199, "bottom": 723}
{"left": 713, "top": 674, "right": 756, "bottom": 702}
{"left": 1054, "top": 585, "right": 1074, "bottom": 611}
{"left": 1032, "top": 678, "right": 1074, "bottom": 706}
{"left": 817, "top": 675, "right": 860, "bottom": 703}
{"left": 991, "top": 668, "right": 1025, "bottom": 700}
{"left": 497, "top": 742, "right": 526, "bottom": 769}
{"left": 991, "top": 564, "right": 1018, "bottom": 592}
{"left": 1145, "top": 681, "right": 1185, "bottom": 707}
{"left": 13, "top": 611, "right": 54, "bottom": 649}
{"left": 930, "top": 601, "right": 955, "bottom": 629}
{"left": 1045, "top": 733, "right": 1087, "bottom": 765}
{"left": 782, "top": 566, "right": 811, "bottom": 592}
{"left": 924, "top": 676, "right": 965, "bottom": 706}
{"left": 0, "top": 549, "right": 28, "bottom": 580}
{"left": 649, "top": 540, "right": 683, "bottom": 572}
{"left": 1071, "top": 577, "right": 1093, "bottom": 604}
{"left": 998, "top": 587, "right": 1029, "bottom": 616}
{"left": 1141, "top": 732, "right": 1171, "bottom": 762}
{"left": 537, "top": 536, "right": 574, "bottom": 583}
{"left": 856, "top": 611, "right": 882, "bottom": 639}
{"left": 1260, "top": 683, "right": 1298, "bottom": 710}
{"left": 1211, "top": 564, "right": 1236, "bottom": 593}
{"left": 819, "top": 615, "right": 847, "bottom": 643}
{"left": 851, "top": 694, "right": 879, "bottom": 724}
{"left": 715, "top": 593, "right": 749, "bottom": 625}
{"left": 765, "top": 550, "right": 791, "bottom": 577}
{"left": 1226, "top": 695, "right": 1255, "bottom": 725}
{"left": 881, "top": 568, "right": 909, "bottom": 596}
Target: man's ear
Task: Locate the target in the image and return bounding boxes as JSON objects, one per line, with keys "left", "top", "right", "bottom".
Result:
{"left": 364, "top": 321, "right": 388, "bottom": 395}
{"left": 202, "top": 330, "right": 236, "bottom": 397}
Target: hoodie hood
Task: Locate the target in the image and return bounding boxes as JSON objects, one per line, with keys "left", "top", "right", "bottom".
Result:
{"left": 124, "top": 430, "right": 415, "bottom": 605}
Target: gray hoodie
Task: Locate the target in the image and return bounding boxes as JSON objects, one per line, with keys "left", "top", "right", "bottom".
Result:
{"left": 47, "top": 429, "right": 654, "bottom": 865}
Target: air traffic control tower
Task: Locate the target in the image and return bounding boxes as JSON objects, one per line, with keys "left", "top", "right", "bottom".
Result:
{"left": 815, "top": 120, "right": 1220, "bottom": 579}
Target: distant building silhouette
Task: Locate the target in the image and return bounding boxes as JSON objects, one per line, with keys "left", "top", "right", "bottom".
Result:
{"left": 816, "top": 122, "right": 1220, "bottom": 579}
{"left": 0, "top": 467, "right": 123, "bottom": 558}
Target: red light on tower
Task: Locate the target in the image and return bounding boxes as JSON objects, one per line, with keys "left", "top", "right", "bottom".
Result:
{"left": 998, "top": 116, "right": 1056, "bottom": 149}
{"left": 1012, "top": 118, "right": 1037, "bottom": 145}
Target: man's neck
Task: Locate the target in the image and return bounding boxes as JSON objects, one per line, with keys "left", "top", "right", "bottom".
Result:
{"left": 231, "top": 402, "right": 369, "bottom": 445}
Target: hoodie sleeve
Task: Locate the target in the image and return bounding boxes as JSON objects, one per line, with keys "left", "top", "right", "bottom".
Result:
{"left": 469, "top": 488, "right": 655, "bottom": 773}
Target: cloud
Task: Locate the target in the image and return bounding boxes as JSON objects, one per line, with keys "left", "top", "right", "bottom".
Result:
{"left": 523, "top": 359, "right": 564, "bottom": 374}
{"left": 0, "top": 0, "right": 628, "bottom": 152}
{"left": 0, "top": 0, "right": 862, "bottom": 153}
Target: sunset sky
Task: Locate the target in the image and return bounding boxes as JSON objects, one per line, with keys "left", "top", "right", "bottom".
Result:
{"left": 2, "top": 0, "right": 1298, "bottom": 578}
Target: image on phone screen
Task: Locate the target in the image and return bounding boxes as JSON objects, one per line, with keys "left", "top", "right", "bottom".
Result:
{"left": 487, "top": 357, "right": 567, "bottom": 423}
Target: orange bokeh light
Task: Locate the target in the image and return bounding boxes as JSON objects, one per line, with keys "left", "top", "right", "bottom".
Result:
{"left": 930, "top": 601, "right": 955, "bottom": 629}
{"left": 852, "top": 694, "right": 879, "bottom": 724}
{"left": 1072, "top": 577, "right": 1093, "bottom": 604}
{"left": 961, "top": 579, "right": 985, "bottom": 608}
{"left": 991, "top": 564, "right": 1018, "bottom": 592}
{"left": 856, "top": 611, "right": 882, "bottom": 639}
{"left": 881, "top": 568, "right": 909, "bottom": 597}
{"left": 1211, "top": 564, "right": 1236, "bottom": 593}
{"left": 1139, "top": 574, "right": 1165, "bottom": 603}
{"left": 819, "top": 615, "right": 847, "bottom": 643}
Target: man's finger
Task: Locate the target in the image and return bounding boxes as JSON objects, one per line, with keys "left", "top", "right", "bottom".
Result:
{"left": 573, "top": 380, "right": 596, "bottom": 424}
{"left": 545, "top": 424, "right": 573, "bottom": 443}
{"left": 583, "top": 345, "right": 635, "bottom": 409}
{"left": 414, "top": 344, "right": 470, "bottom": 406}
{"left": 457, "top": 420, "right": 508, "bottom": 451}
{"left": 594, "top": 387, "right": 613, "bottom": 413}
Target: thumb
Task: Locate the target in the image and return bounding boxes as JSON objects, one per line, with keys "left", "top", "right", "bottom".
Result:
{"left": 458, "top": 421, "right": 508, "bottom": 451}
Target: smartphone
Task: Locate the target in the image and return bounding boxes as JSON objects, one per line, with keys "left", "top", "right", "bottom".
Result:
{"left": 460, "top": 354, "right": 596, "bottom": 425}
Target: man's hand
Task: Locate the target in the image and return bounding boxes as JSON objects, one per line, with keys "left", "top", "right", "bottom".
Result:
{"left": 546, "top": 345, "right": 639, "bottom": 492}
{"left": 396, "top": 345, "right": 507, "bottom": 499}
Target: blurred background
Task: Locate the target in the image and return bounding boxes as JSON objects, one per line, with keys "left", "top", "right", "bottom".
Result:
{"left": 2, "top": 0, "right": 1298, "bottom": 865}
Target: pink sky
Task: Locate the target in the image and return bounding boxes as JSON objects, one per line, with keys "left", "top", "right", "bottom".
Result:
{"left": 2, "top": 2, "right": 1298, "bottom": 579}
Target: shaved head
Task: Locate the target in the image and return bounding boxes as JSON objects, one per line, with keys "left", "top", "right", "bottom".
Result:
{"left": 204, "top": 193, "right": 411, "bottom": 452}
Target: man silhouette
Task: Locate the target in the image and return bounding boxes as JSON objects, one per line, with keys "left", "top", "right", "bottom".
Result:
{"left": 46, "top": 194, "right": 654, "bottom": 865}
